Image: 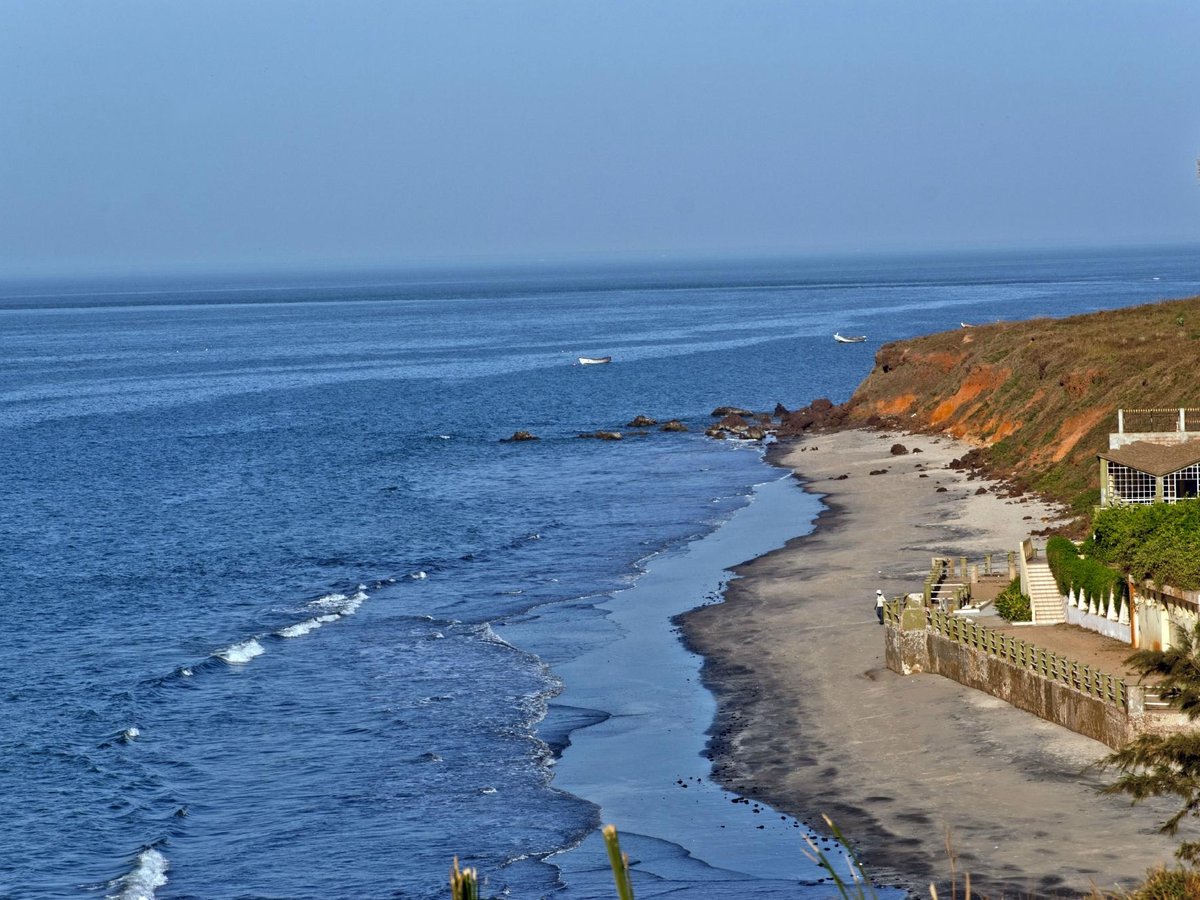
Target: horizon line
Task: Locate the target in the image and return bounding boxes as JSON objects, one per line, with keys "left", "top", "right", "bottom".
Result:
{"left": 1, "top": 239, "right": 1197, "bottom": 297}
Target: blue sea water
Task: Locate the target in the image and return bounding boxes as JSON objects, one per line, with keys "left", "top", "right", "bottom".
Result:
{"left": 1, "top": 246, "right": 1198, "bottom": 899}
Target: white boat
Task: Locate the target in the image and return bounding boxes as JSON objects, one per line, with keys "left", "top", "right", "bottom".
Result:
{"left": 833, "top": 333, "right": 866, "bottom": 344}
{"left": 577, "top": 356, "right": 612, "bottom": 365}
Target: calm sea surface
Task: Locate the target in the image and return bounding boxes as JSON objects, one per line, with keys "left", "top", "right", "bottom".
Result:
{"left": 2, "top": 247, "right": 1198, "bottom": 898}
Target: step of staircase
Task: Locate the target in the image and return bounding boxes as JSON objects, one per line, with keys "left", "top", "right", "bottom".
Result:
{"left": 1026, "top": 562, "right": 1065, "bottom": 625}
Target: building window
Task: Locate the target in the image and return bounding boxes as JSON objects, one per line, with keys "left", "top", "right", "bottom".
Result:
{"left": 1165, "top": 464, "right": 1200, "bottom": 503}
{"left": 1108, "top": 463, "right": 1156, "bottom": 504}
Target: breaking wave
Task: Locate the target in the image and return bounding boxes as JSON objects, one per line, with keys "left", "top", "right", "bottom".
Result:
{"left": 106, "top": 847, "right": 168, "bottom": 900}
{"left": 215, "top": 639, "right": 265, "bottom": 665}
{"left": 276, "top": 614, "right": 339, "bottom": 638}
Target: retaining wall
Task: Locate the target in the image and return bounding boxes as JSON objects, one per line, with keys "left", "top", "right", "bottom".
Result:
{"left": 884, "top": 601, "right": 1183, "bottom": 749}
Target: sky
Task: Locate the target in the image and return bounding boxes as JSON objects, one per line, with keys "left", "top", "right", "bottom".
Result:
{"left": 1, "top": 1, "right": 1199, "bottom": 279}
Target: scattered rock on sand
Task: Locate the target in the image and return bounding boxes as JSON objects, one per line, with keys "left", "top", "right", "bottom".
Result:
{"left": 868, "top": 468, "right": 888, "bottom": 475}
{"left": 975, "top": 486, "right": 989, "bottom": 495}
{"left": 890, "top": 443, "right": 908, "bottom": 455}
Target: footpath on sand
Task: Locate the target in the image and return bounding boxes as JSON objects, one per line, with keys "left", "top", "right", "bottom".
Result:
{"left": 679, "top": 428, "right": 1181, "bottom": 898}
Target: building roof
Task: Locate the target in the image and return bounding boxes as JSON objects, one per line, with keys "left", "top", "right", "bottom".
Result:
{"left": 1099, "top": 440, "right": 1200, "bottom": 476}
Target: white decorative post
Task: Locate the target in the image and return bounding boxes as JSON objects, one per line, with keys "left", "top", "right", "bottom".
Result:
{"left": 1088, "top": 595, "right": 1098, "bottom": 616}
{"left": 1119, "top": 597, "right": 1130, "bottom": 626}
{"left": 1107, "top": 591, "right": 1118, "bottom": 621}
{"left": 1069, "top": 587, "right": 1079, "bottom": 609}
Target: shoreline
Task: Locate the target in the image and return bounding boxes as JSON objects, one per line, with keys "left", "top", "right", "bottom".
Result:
{"left": 679, "top": 428, "right": 1180, "bottom": 897}
{"left": 514, "top": 473, "right": 900, "bottom": 896}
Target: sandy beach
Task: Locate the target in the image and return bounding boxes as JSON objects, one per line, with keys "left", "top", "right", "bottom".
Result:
{"left": 680, "top": 429, "right": 1181, "bottom": 897}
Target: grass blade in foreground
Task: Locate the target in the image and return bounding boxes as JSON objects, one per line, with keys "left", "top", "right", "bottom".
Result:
{"left": 449, "top": 857, "right": 478, "bottom": 900}
{"left": 603, "top": 824, "right": 635, "bottom": 900}
{"left": 801, "top": 814, "right": 878, "bottom": 899}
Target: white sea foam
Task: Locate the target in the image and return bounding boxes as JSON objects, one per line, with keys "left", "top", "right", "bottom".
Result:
{"left": 179, "top": 667, "right": 193, "bottom": 677}
{"left": 276, "top": 614, "right": 338, "bottom": 638}
{"left": 120, "top": 726, "right": 140, "bottom": 742}
{"left": 106, "top": 847, "right": 168, "bottom": 900}
{"left": 340, "top": 589, "right": 368, "bottom": 615}
{"left": 308, "top": 591, "right": 348, "bottom": 610}
{"left": 216, "top": 639, "right": 265, "bottom": 664}
{"left": 300, "top": 588, "right": 368, "bottom": 618}
{"left": 477, "top": 623, "right": 520, "bottom": 651}
{"left": 410, "top": 570, "right": 427, "bottom": 579}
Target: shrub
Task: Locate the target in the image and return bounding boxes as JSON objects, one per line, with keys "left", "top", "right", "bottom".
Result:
{"left": 994, "top": 577, "right": 1032, "bottom": 622}
{"left": 1046, "top": 535, "right": 1125, "bottom": 605}
{"left": 1091, "top": 500, "right": 1200, "bottom": 590}
{"left": 1122, "top": 865, "right": 1200, "bottom": 899}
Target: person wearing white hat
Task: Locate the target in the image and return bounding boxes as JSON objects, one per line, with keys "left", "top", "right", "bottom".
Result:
{"left": 874, "top": 589, "right": 886, "bottom": 624}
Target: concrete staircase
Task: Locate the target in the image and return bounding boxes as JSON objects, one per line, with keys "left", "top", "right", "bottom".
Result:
{"left": 1026, "top": 561, "right": 1065, "bottom": 625}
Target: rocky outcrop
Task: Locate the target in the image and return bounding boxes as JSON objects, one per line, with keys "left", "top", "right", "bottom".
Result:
{"left": 578, "top": 430, "right": 623, "bottom": 441}
{"left": 705, "top": 414, "right": 768, "bottom": 441}
{"left": 627, "top": 415, "right": 658, "bottom": 427}
{"left": 502, "top": 431, "right": 539, "bottom": 442}
{"left": 711, "top": 406, "right": 754, "bottom": 418}
{"left": 660, "top": 420, "right": 688, "bottom": 432}
{"left": 775, "top": 398, "right": 849, "bottom": 436}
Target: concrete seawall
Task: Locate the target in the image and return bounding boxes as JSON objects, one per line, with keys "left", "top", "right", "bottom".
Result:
{"left": 886, "top": 622, "right": 1131, "bottom": 748}
{"left": 885, "top": 602, "right": 1184, "bottom": 749}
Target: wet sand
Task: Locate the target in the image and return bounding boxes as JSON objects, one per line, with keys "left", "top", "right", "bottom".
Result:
{"left": 679, "top": 429, "right": 1179, "bottom": 898}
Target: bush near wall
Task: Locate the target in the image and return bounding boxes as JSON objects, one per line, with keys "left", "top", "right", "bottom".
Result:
{"left": 994, "top": 578, "right": 1032, "bottom": 622}
{"left": 1046, "top": 535, "right": 1126, "bottom": 604}
{"left": 1089, "top": 501, "right": 1200, "bottom": 591}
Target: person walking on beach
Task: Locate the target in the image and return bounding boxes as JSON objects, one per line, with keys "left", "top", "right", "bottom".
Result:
{"left": 875, "top": 589, "right": 886, "bottom": 624}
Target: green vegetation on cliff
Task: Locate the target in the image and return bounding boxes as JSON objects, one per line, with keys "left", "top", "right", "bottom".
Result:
{"left": 842, "top": 296, "right": 1200, "bottom": 518}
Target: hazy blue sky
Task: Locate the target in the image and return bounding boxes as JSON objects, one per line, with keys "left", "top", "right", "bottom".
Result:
{"left": 2, "top": 1, "right": 1198, "bottom": 277}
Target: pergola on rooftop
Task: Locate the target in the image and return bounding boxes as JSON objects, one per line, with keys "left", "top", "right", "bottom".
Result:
{"left": 1098, "top": 407, "right": 1200, "bottom": 505}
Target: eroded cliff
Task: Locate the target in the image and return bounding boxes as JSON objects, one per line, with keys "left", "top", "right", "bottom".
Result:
{"left": 834, "top": 295, "right": 1200, "bottom": 516}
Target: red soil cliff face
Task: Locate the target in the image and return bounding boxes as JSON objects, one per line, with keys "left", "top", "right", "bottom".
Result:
{"left": 836, "top": 295, "right": 1200, "bottom": 515}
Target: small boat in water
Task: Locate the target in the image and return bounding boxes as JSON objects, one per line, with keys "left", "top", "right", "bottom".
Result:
{"left": 578, "top": 356, "right": 612, "bottom": 365}
{"left": 833, "top": 333, "right": 866, "bottom": 344}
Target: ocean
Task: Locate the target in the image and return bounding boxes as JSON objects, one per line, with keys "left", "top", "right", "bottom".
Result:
{"left": 2, "top": 246, "right": 1197, "bottom": 899}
